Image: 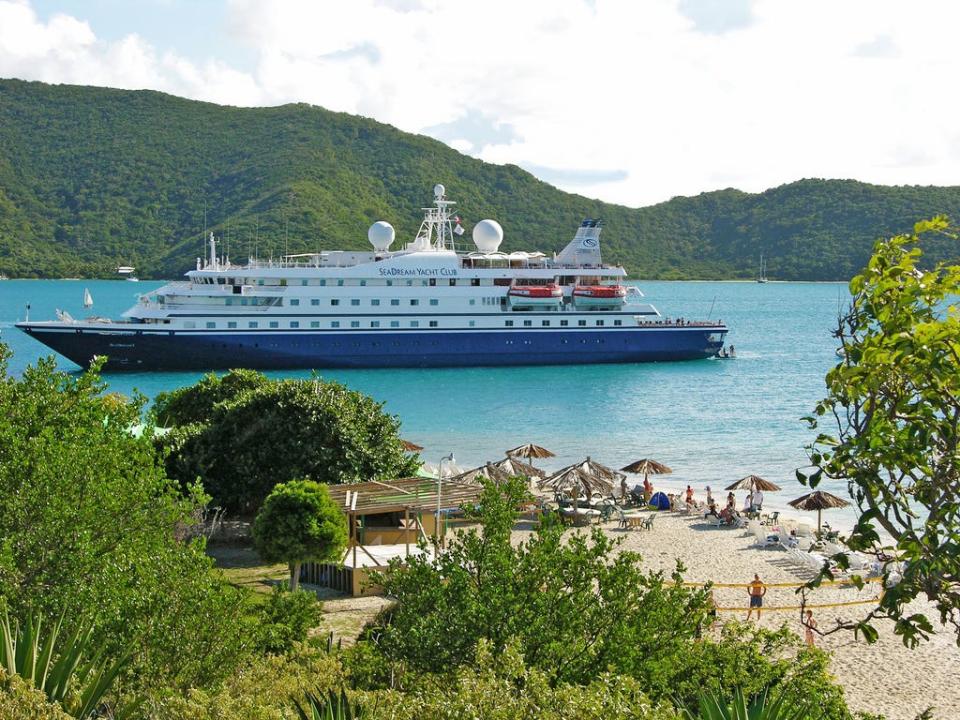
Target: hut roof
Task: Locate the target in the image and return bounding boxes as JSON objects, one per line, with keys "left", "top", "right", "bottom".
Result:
{"left": 446, "top": 463, "right": 511, "bottom": 485}
{"left": 491, "top": 455, "right": 547, "bottom": 479}
{"left": 324, "top": 477, "right": 485, "bottom": 516}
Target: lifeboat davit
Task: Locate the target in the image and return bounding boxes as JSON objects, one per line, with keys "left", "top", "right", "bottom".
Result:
{"left": 508, "top": 284, "right": 563, "bottom": 307}
{"left": 573, "top": 285, "right": 627, "bottom": 307}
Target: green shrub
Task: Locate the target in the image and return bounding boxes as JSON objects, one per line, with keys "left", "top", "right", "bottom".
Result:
{"left": 258, "top": 587, "right": 323, "bottom": 655}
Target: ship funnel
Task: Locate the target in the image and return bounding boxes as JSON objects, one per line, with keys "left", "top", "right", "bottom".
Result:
{"left": 555, "top": 218, "right": 603, "bottom": 266}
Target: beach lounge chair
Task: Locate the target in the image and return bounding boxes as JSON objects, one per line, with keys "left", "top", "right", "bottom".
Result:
{"left": 641, "top": 514, "right": 655, "bottom": 531}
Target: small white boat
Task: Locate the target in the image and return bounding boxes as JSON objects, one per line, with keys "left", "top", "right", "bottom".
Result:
{"left": 757, "top": 255, "right": 768, "bottom": 283}
{"left": 83, "top": 288, "right": 93, "bottom": 309}
{"left": 117, "top": 265, "right": 138, "bottom": 281}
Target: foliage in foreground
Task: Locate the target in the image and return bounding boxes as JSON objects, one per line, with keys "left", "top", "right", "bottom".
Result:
{"left": 681, "top": 685, "right": 818, "bottom": 720}
{"left": 154, "top": 370, "right": 418, "bottom": 513}
{"left": 0, "top": 349, "right": 260, "bottom": 693}
{"left": 0, "top": 610, "right": 131, "bottom": 719}
{"left": 0, "top": 668, "right": 72, "bottom": 720}
{"left": 356, "top": 479, "right": 854, "bottom": 719}
{"left": 804, "top": 216, "right": 960, "bottom": 645}
{"left": 254, "top": 480, "right": 349, "bottom": 592}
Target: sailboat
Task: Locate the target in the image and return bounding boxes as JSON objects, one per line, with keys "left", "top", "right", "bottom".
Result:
{"left": 757, "top": 255, "right": 768, "bottom": 284}
{"left": 83, "top": 288, "right": 93, "bottom": 309}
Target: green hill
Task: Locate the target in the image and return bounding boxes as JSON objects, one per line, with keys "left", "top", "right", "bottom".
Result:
{"left": 1, "top": 77, "right": 958, "bottom": 280}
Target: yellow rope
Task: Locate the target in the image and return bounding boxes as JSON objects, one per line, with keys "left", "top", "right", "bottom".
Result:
{"left": 680, "top": 576, "right": 885, "bottom": 589}
{"left": 717, "top": 595, "right": 883, "bottom": 612}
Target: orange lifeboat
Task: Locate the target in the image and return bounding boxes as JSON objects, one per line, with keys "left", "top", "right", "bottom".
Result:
{"left": 573, "top": 285, "right": 626, "bottom": 307}
{"left": 508, "top": 284, "right": 563, "bottom": 307}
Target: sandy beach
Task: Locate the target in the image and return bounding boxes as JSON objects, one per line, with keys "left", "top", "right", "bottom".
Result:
{"left": 510, "top": 510, "right": 960, "bottom": 720}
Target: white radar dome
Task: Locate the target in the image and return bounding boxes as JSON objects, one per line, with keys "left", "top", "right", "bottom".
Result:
{"left": 368, "top": 221, "right": 395, "bottom": 251}
{"left": 472, "top": 219, "right": 504, "bottom": 253}
{"left": 433, "top": 183, "right": 445, "bottom": 199}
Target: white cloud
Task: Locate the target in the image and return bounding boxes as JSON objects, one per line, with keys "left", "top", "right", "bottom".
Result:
{"left": 2, "top": 0, "right": 960, "bottom": 206}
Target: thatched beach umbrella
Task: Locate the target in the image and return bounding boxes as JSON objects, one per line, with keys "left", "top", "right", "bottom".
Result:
{"left": 788, "top": 490, "right": 850, "bottom": 533}
{"left": 506, "top": 443, "right": 556, "bottom": 460}
{"left": 447, "top": 462, "right": 511, "bottom": 485}
{"left": 491, "top": 455, "right": 546, "bottom": 480}
{"left": 621, "top": 458, "right": 672, "bottom": 499}
{"left": 540, "top": 457, "right": 621, "bottom": 505}
{"left": 401, "top": 439, "right": 424, "bottom": 452}
{"left": 725, "top": 475, "right": 782, "bottom": 492}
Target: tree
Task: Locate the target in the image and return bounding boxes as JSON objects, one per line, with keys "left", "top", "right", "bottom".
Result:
{"left": 360, "top": 480, "right": 851, "bottom": 718}
{"left": 156, "top": 371, "right": 419, "bottom": 513}
{"left": 0, "top": 348, "right": 259, "bottom": 693}
{"left": 803, "top": 216, "right": 960, "bottom": 646}
{"left": 253, "top": 480, "right": 348, "bottom": 591}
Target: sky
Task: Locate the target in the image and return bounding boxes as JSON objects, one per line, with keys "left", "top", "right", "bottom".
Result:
{"left": 2, "top": 0, "right": 959, "bottom": 207}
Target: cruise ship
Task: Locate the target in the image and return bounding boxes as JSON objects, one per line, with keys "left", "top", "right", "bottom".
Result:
{"left": 17, "top": 185, "right": 727, "bottom": 371}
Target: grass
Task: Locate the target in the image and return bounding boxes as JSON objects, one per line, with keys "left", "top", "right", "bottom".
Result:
{"left": 207, "top": 544, "right": 389, "bottom": 644}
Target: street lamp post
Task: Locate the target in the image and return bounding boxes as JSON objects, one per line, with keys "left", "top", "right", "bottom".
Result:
{"left": 436, "top": 452, "right": 455, "bottom": 549}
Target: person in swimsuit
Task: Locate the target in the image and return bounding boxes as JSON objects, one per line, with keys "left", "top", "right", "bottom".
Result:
{"left": 746, "top": 574, "right": 766, "bottom": 620}
{"left": 804, "top": 609, "right": 817, "bottom": 646}
{"left": 685, "top": 485, "right": 694, "bottom": 506}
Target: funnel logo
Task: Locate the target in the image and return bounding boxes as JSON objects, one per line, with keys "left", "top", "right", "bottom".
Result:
{"left": 580, "top": 237, "right": 598, "bottom": 248}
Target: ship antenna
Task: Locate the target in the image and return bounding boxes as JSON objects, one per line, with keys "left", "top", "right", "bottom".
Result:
{"left": 708, "top": 294, "right": 717, "bottom": 320}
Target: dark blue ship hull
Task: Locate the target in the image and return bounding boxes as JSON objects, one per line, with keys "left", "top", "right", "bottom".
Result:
{"left": 16, "top": 324, "right": 727, "bottom": 371}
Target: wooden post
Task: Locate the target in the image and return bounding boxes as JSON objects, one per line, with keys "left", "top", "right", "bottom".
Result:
{"left": 352, "top": 512, "right": 358, "bottom": 569}
{"left": 404, "top": 507, "right": 410, "bottom": 557}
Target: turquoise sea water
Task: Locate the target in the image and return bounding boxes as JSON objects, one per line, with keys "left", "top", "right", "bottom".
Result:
{"left": 0, "top": 279, "right": 854, "bottom": 525}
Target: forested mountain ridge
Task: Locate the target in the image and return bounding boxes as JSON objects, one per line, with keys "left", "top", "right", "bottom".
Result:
{"left": 1, "top": 77, "right": 958, "bottom": 280}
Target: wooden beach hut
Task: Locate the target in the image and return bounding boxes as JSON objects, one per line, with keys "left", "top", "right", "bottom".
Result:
{"left": 301, "top": 477, "right": 486, "bottom": 597}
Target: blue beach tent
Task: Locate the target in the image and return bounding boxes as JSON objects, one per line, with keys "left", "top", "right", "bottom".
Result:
{"left": 649, "top": 491, "right": 670, "bottom": 510}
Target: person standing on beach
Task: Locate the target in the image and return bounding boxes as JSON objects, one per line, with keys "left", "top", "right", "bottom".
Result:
{"left": 804, "top": 609, "right": 817, "bottom": 646}
{"left": 746, "top": 574, "right": 766, "bottom": 620}
{"left": 643, "top": 477, "right": 653, "bottom": 503}
{"left": 685, "top": 485, "right": 694, "bottom": 506}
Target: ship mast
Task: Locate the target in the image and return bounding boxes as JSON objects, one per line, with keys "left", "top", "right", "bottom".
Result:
{"left": 412, "top": 184, "right": 456, "bottom": 251}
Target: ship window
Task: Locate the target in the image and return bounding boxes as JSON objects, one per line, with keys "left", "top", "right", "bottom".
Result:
{"left": 370, "top": 321, "right": 380, "bottom": 328}
{"left": 320, "top": 279, "right": 326, "bottom": 286}
{"left": 257, "top": 279, "right": 264, "bottom": 286}
{"left": 290, "top": 321, "right": 300, "bottom": 328}
{"left": 217, "top": 277, "right": 225, "bottom": 285}
{"left": 225, "top": 298, "right": 233, "bottom": 306}
{"left": 249, "top": 321, "right": 258, "bottom": 328}
{"left": 523, "top": 320, "right": 532, "bottom": 327}
{"left": 429, "top": 320, "right": 438, "bottom": 328}
{"left": 429, "top": 299, "right": 438, "bottom": 306}
{"left": 240, "top": 298, "right": 247, "bottom": 306}
{"left": 311, "top": 299, "right": 320, "bottom": 306}
{"left": 228, "top": 321, "right": 237, "bottom": 329}
{"left": 428, "top": 278, "right": 436, "bottom": 287}
{"left": 505, "top": 320, "right": 514, "bottom": 327}
{"left": 469, "top": 299, "right": 475, "bottom": 305}
{"left": 390, "top": 320, "right": 399, "bottom": 328}
{"left": 469, "top": 320, "right": 476, "bottom": 327}
{"left": 269, "top": 321, "right": 279, "bottom": 328}
{"left": 410, "top": 299, "right": 419, "bottom": 306}
{"left": 331, "top": 321, "right": 340, "bottom": 328}
{"left": 614, "top": 319, "right": 622, "bottom": 326}
{"left": 560, "top": 320, "right": 569, "bottom": 327}
{"left": 410, "top": 320, "right": 419, "bottom": 328}
{"left": 337, "top": 280, "right": 345, "bottom": 287}
{"left": 185, "top": 321, "right": 196, "bottom": 328}
{"left": 290, "top": 299, "right": 300, "bottom": 306}
{"left": 206, "top": 321, "right": 216, "bottom": 329}
{"left": 596, "top": 320, "right": 604, "bottom": 326}
{"left": 386, "top": 280, "right": 393, "bottom": 286}
{"left": 449, "top": 279, "right": 457, "bottom": 286}
{"left": 351, "top": 321, "right": 360, "bottom": 328}
{"left": 406, "top": 280, "right": 413, "bottom": 286}
{"left": 301, "top": 280, "right": 308, "bottom": 286}
{"left": 351, "top": 299, "right": 360, "bottom": 306}
{"left": 331, "top": 299, "right": 340, "bottom": 306}
{"left": 311, "top": 321, "right": 320, "bottom": 328}
{"left": 425, "top": 279, "right": 433, "bottom": 287}
{"left": 360, "top": 280, "right": 367, "bottom": 286}
{"left": 578, "top": 320, "right": 587, "bottom": 327}
{"left": 542, "top": 320, "right": 550, "bottom": 327}
{"left": 280, "top": 279, "right": 287, "bottom": 287}
{"left": 371, "top": 299, "right": 380, "bottom": 306}
{"left": 390, "top": 299, "right": 400, "bottom": 306}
